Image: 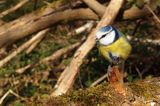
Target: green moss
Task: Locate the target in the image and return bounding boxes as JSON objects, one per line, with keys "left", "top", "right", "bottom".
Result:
{"left": 46, "top": 83, "right": 124, "bottom": 106}
{"left": 7, "top": 79, "right": 160, "bottom": 106}
{"left": 12, "top": 101, "right": 25, "bottom": 106}
{"left": 44, "top": 80, "right": 160, "bottom": 106}
{"left": 129, "top": 81, "right": 159, "bottom": 99}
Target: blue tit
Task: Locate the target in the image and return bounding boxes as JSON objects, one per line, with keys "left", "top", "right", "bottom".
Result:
{"left": 96, "top": 25, "right": 132, "bottom": 66}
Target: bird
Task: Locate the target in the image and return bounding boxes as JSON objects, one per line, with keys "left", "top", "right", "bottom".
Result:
{"left": 96, "top": 25, "right": 132, "bottom": 95}
{"left": 96, "top": 25, "right": 132, "bottom": 68}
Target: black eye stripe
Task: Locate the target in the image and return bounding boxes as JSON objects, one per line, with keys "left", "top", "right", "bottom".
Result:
{"left": 100, "top": 32, "right": 110, "bottom": 39}
{"left": 101, "top": 34, "right": 106, "bottom": 38}
{"left": 100, "top": 28, "right": 114, "bottom": 40}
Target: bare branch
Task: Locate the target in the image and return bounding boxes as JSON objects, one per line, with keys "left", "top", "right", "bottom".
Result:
{"left": 82, "top": 0, "right": 159, "bottom": 20}
{"left": 91, "top": 73, "right": 108, "bottom": 87}
{"left": 82, "top": 0, "right": 105, "bottom": 16}
{"left": 16, "top": 64, "right": 32, "bottom": 74}
{"left": 41, "top": 42, "right": 82, "bottom": 64}
{"left": 145, "top": 4, "right": 160, "bottom": 24}
{"left": 68, "top": 21, "right": 95, "bottom": 36}
{"left": 0, "top": 89, "right": 24, "bottom": 105}
{"left": 26, "top": 33, "right": 45, "bottom": 54}
{"left": 0, "top": 0, "right": 5, "bottom": 5}
{"left": 0, "top": 0, "right": 29, "bottom": 18}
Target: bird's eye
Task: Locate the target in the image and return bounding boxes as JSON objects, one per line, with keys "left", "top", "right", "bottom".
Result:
{"left": 101, "top": 34, "right": 106, "bottom": 39}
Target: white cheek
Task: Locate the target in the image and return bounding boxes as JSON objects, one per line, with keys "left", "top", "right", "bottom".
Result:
{"left": 99, "top": 31, "right": 115, "bottom": 45}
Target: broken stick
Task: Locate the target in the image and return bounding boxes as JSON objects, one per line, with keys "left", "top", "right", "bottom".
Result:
{"left": 0, "top": 0, "right": 29, "bottom": 18}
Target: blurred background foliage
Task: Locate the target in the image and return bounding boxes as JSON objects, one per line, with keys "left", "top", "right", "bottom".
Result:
{"left": 0, "top": 0, "right": 159, "bottom": 105}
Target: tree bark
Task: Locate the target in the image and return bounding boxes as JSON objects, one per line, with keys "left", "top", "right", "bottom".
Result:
{"left": 82, "top": 0, "right": 105, "bottom": 16}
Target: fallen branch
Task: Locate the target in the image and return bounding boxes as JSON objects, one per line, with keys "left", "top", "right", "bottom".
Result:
{"left": 52, "top": 0, "right": 125, "bottom": 96}
{"left": 123, "top": 0, "right": 158, "bottom": 20}
{"left": 16, "top": 64, "right": 32, "bottom": 74}
{"left": 0, "top": 0, "right": 29, "bottom": 18}
{"left": 145, "top": 4, "right": 160, "bottom": 24}
{"left": 82, "top": 0, "right": 105, "bottom": 16}
{"left": 0, "top": 0, "right": 5, "bottom": 4}
{"left": 41, "top": 42, "right": 82, "bottom": 64}
{"left": 0, "top": 89, "right": 24, "bottom": 105}
{"left": 26, "top": 32, "right": 45, "bottom": 54}
{"left": 68, "top": 21, "right": 95, "bottom": 36}
{"left": 82, "top": 0, "right": 159, "bottom": 20}
{"left": 0, "top": 29, "right": 49, "bottom": 68}
{"left": 91, "top": 73, "right": 108, "bottom": 87}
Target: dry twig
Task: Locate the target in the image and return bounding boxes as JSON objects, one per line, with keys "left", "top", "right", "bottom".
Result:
{"left": 16, "top": 64, "right": 32, "bottom": 74}
{"left": 91, "top": 73, "right": 108, "bottom": 87}
{"left": 0, "top": 1, "right": 5, "bottom": 4}
{"left": 145, "top": 4, "right": 160, "bottom": 24}
{"left": 26, "top": 32, "right": 46, "bottom": 54}
{"left": 0, "top": 0, "right": 29, "bottom": 18}
{"left": 68, "top": 21, "right": 95, "bottom": 36}
{"left": 82, "top": 0, "right": 105, "bottom": 16}
{"left": 0, "top": 89, "right": 24, "bottom": 105}
{"left": 41, "top": 42, "right": 82, "bottom": 64}
{"left": 135, "top": 67, "right": 142, "bottom": 79}
{"left": 82, "top": 0, "right": 159, "bottom": 20}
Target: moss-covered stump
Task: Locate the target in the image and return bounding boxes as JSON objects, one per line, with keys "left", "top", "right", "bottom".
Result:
{"left": 13, "top": 78, "right": 160, "bottom": 106}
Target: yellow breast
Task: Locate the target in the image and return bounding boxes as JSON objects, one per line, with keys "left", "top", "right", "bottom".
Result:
{"left": 98, "top": 36, "right": 132, "bottom": 62}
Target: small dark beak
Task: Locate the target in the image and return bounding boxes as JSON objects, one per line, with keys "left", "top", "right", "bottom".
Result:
{"left": 95, "top": 38, "right": 100, "bottom": 46}
{"left": 95, "top": 38, "right": 99, "bottom": 42}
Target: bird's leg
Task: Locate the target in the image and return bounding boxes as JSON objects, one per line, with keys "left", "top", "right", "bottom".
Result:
{"left": 107, "top": 65, "right": 126, "bottom": 96}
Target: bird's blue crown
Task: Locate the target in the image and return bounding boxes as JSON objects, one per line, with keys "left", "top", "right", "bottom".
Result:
{"left": 99, "top": 25, "right": 112, "bottom": 33}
